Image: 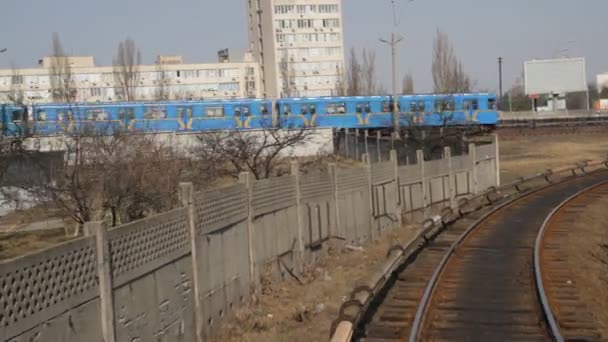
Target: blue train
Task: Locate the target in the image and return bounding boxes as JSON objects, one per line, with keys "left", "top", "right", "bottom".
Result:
{"left": 1, "top": 93, "right": 497, "bottom": 136}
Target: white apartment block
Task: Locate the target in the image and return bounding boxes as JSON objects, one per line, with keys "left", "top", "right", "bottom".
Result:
{"left": 247, "top": 0, "right": 346, "bottom": 98}
{"left": 0, "top": 55, "right": 262, "bottom": 104}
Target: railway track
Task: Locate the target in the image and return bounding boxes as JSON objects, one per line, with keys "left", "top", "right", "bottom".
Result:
{"left": 331, "top": 162, "right": 608, "bottom": 342}
{"left": 536, "top": 182, "right": 608, "bottom": 341}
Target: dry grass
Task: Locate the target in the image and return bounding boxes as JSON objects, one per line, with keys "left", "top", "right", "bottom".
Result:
{"left": 568, "top": 197, "right": 608, "bottom": 338}
{"left": 215, "top": 224, "right": 422, "bottom": 342}
{"left": 0, "top": 229, "right": 71, "bottom": 260}
{"left": 499, "top": 134, "right": 608, "bottom": 183}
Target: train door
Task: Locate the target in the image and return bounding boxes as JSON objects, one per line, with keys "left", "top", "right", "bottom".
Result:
{"left": 233, "top": 103, "right": 251, "bottom": 128}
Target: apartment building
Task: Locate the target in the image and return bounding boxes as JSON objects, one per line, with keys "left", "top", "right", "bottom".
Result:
{"left": 247, "top": 0, "right": 346, "bottom": 98}
{"left": 0, "top": 54, "right": 262, "bottom": 104}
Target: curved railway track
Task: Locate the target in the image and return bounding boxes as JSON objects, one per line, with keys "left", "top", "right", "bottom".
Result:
{"left": 535, "top": 182, "right": 608, "bottom": 341}
{"left": 409, "top": 171, "right": 608, "bottom": 341}
{"left": 343, "top": 167, "right": 608, "bottom": 342}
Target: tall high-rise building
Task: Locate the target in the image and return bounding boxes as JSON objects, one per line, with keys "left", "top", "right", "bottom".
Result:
{"left": 247, "top": 0, "right": 346, "bottom": 98}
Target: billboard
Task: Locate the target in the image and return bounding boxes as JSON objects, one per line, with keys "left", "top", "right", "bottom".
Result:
{"left": 524, "top": 58, "right": 587, "bottom": 95}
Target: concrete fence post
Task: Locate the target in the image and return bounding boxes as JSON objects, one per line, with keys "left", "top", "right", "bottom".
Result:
{"left": 362, "top": 153, "right": 376, "bottom": 240}
{"left": 469, "top": 143, "right": 478, "bottom": 194}
{"left": 178, "top": 182, "right": 204, "bottom": 342}
{"left": 238, "top": 172, "right": 257, "bottom": 285}
{"left": 390, "top": 150, "right": 402, "bottom": 226}
{"left": 328, "top": 163, "right": 341, "bottom": 241}
{"left": 444, "top": 147, "right": 456, "bottom": 208}
{"left": 376, "top": 131, "right": 381, "bottom": 163}
{"left": 355, "top": 129, "right": 360, "bottom": 161}
{"left": 290, "top": 161, "right": 305, "bottom": 268}
{"left": 493, "top": 133, "right": 501, "bottom": 186}
{"left": 85, "top": 221, "right": 116, "bottom": 342}
{"left": 417, "top": 150, "right": 428, "bottom": 218}
{"left": 364, "top": 130, "right": 369, "bottom": 160}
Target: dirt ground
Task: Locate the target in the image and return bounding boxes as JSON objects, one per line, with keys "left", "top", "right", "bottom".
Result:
{"left": 215, "top": 224, "right": 422, "bottom": 342}
{"left": 568, "top": 197, "right": 608, "bottom": 338}
{"left": 498, "top": 133, "right": 608, "bottom": 183}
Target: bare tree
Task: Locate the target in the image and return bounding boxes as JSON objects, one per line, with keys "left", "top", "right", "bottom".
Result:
{"left": 49, "top": 33, "right": 76, "bottom": 103}
{"left": 342, "top": 47, "right": 380, "bottom": 96}
{"left": 279, "top": 50, "right": 296, "bottom": 98}
{"left": 154, "top": 62, "right": 171, "bottom": 101}
{"left": 113, "top": 38, "right": 141, "bottom": 101}
{"left": 361, "top": 48, "right": 378, "bottom": 95}
{"left": 193, "top": 127, "right": 316, "bottom": 180}
{"left": 432, "top": 29, "right": 472, "bottom": 93}
{"left": 346, "top": 47, "right": 362, "bottom": 96}
{"left": 334, "top": 63, "right": 347, "bottom": 96}
{"left": 402, "top": 72, "right": 414, "bottom": 94}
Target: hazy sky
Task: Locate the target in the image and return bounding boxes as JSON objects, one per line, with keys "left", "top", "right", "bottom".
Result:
{"left": 1, "top": 0, "right": 607, "bottom": 93}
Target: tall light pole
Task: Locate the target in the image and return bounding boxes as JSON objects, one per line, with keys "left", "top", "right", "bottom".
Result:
{"left": 379, "top": 0, "right": 412, "bottom": 135}
{"left": 497, "top": 57, "right": 503, "bottom": 104}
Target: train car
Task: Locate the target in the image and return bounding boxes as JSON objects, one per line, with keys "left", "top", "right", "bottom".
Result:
{"left": 1, "top": 93, "right": 498, "bottom": 136}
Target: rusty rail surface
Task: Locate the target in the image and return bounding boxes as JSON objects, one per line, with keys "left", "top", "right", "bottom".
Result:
{"left": 535, "top": 181, "right": 608, "bottom": 341}
{"left": 408, "top": 171, "right": 608, "bottom": 341}
{"left": 329, "top": 158, "right": 608, "bottom": 342}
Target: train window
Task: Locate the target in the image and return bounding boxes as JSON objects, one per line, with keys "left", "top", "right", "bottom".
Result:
{"left": 310, "top": 104, "right": 316, "bottom": 114}
{"left": 86, "top": 109, "right": 108, "bottom": 121}
{"left": 206, "top": 107, "right": 225, "bottom": 117}
{"left": 178, "top": 107, "right": 194, "bottom": 118}
{"left": 488, "top": 99, "right": 496, "bottom": 110}
{"left": 145, "top": 107, "right": 167, "bottom": 119}
{"left": 11, "top": 110, "right": 22, "bottom": 122}
{"left": 356, "top": 102, "right": 371, "bottom": 113}
{"left": 119, "top": 109, "right": 135, "bottom": 121}
{"left": 283, "top": 104, "right": 291, "bottom": 115}
{"left": 301, "top": 104, "right": 310, "bottom": 114}
{"left": 261, "top": 104, "right": 269, "bottom": 115}
{"left": 382, "top": 101, "right": 391, "bottom": 112}
{"left": 472, "top": 100, "right": 478, "bottom": 110}
{"left": 417, "top": 101, "right": 425, "bottom": 112}
{"left": 463, "top": 100, "right": 478, "bottom": 110}
{"left": 243, "top": 106, "right": 250, "bottom": 116}
{"left": 327, "top": 102, "right": 346, "bottom": 114}
{"left": 58, "top": 110, "right": 75, "bottom": 121}
{"left": 36, "top": 110, "right": 46, "bottom": 121}
{"left": 234, "top": 107, "right": 241, "bottom": 116}
{"left": 443, "top": 99, "right": 455, "bottom": 111}
{"left": 409, "top": 102, "right": 417, "bottom": 112}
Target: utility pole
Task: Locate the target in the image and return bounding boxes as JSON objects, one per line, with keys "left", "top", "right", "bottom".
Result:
{"left": 380, "top": 0, "right": 411, "bottom": 136}
{"left": 497, "top": 57, "right": 503, "bottom": 105}
{"left": 380, "top": 33, "right": 403, "bottom": 133}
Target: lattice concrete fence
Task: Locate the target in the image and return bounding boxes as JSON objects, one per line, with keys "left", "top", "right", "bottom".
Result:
{"left": 0, "top": 136, "right": 500, "bottom": 342}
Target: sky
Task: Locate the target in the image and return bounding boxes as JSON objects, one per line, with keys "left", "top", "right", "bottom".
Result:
{"left": 1, "top": 0, "right": 607, "bottom": 93}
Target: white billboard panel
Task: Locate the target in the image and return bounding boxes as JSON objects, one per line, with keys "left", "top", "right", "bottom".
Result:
{"left": 524, "top": 58, "right": 587, "bottom": 95}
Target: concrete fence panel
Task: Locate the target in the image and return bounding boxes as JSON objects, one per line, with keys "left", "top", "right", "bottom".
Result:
{"left": 107, "top": 207, "right": 194, "bottom": 342}
{"left": 300, "top": 172, "right": 334, "bottom": 259}
{"left": 336, "top": 167, "right": 372, "bottom": 244}
{"left": 0, "top": 236, "right": 100, "bottom": 342}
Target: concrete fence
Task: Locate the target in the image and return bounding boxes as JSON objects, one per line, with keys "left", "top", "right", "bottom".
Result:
{"left": 0, "top": 136, "right": 499, "bottom": 342}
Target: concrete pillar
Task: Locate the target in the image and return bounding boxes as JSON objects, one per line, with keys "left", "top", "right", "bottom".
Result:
{"left": 290, "top": 161, "right": 305, "bottom": 268}
{"left": 85, "top": 221, "right": 116, "bottom": 342}
{"left": 376, "top": 131, "right": 381, "bottom": 163}
{"left": 493, "top": 133, "right": 501, "bottom": 186}
{"left": 363, "top": 153, "right": 376, "bottom": 240}
{"left": 417, "top": 150, "right": 428, "bottom": 218}
{"left": 469, "top": 143, "right": 478, "bottom": 194}
{"left": 390, "top": 150, "right": 403, "bottom": 226}
{"left": 444, "top": 147, "right": 456, "bottom": 208}
{"left": 178, "top": 182, "right": 204, "bottom": 342}
{"left": 328, "top": 163, "right": 340, "bottom": 240}
{"left": 238, "top": 172, "right": 257, "bottom": 284}
{"left": 344, "top": 128, "right": 350, "bottom": 158}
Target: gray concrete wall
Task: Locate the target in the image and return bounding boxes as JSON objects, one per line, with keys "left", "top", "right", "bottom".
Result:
{"left": 0, "top": 139, "right": 500, "bottom": 342}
